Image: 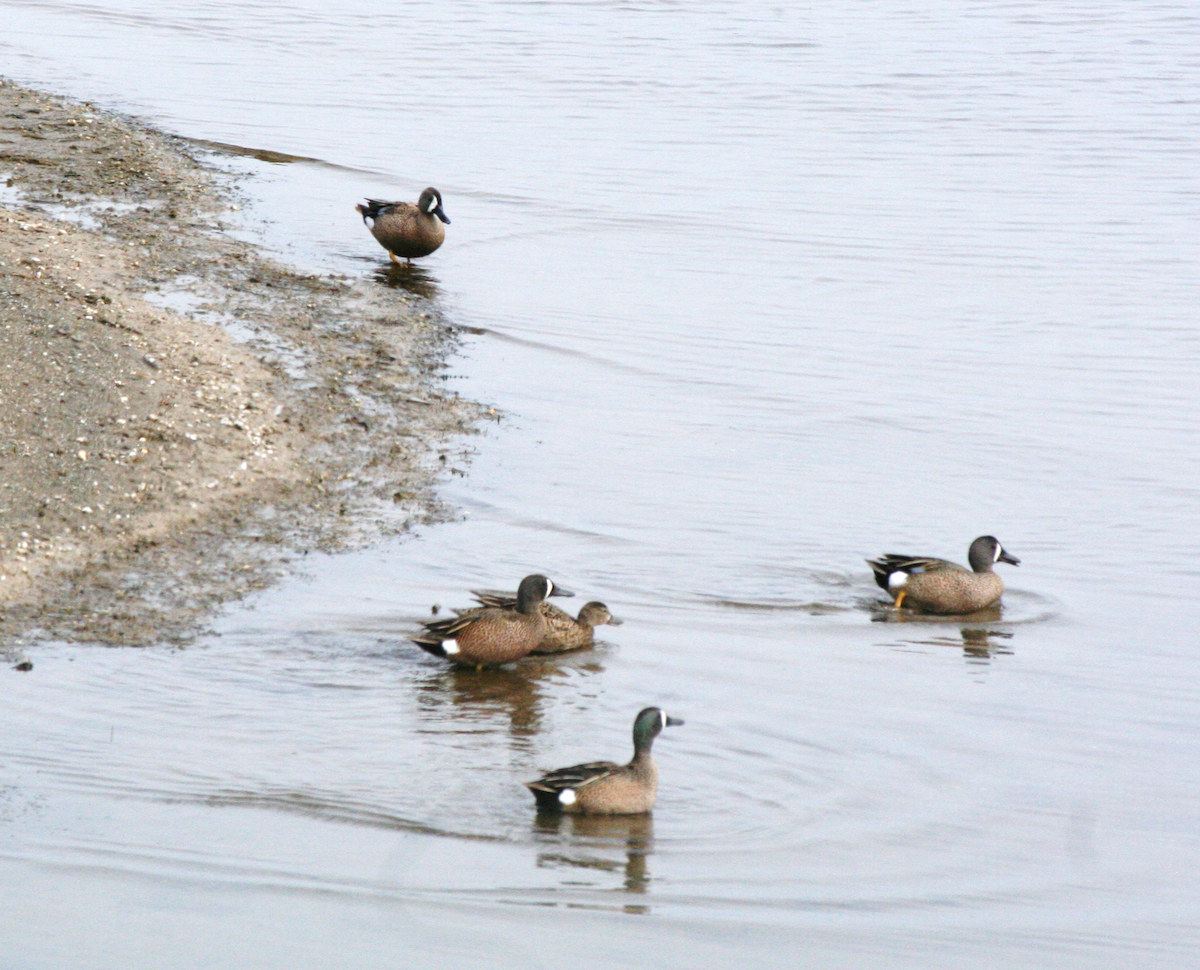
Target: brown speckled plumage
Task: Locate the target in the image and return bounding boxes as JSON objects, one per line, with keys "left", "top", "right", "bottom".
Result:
{"left": 867, "top": 535, "right": 1020, "bottom": 615}
{"left": 526, "top": 708, "right": 683, "bottom": 815}
{"left": 356, "top": 188, "right": 450, "bottom": 263}
{"left": 468, "top": 592, "right": 621, "bottom": 653}
{"left": 412, "top": 574, "right": 573, "bottom": 665}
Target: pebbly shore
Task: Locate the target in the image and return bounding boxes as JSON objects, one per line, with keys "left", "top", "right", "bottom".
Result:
{"left": 0, "top": 78, "right": 484, "bottom": 649}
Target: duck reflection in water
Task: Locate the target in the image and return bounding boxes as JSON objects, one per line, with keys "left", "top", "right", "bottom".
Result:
{"left": 960, "top": 627, "right": 1014, "bottom": 660}
{"left": 533, "top": 812, "right": 655, "bottom": 898}
{"left": 887, "top": 627, "right": 1015, "bottom": 663}
{"left": 373, "top": 260, "right": 440, "bottom": 300}
{"left": 413, "top": 654, "right": 604, "bottom": 742}
{"left": 871, "top": 601, "right": 1004, "bottom": 624}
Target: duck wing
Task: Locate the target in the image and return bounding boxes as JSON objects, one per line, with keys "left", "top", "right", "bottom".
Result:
{"left": 470, "top": 589, "right": 515, "bottom": 609}
{"left": 470, "top": 590, "right": 573, "bottom": 625}
{"left": 411, "top": 608, "right": 488, "bottom": 655}
{"left": 357, "top": 198, "right": 404, "bottom": 221}
{"left": 867, "top": 554, "right": 960, "bottom": 590}
{"left": 526, "top": 761, "right": 622, "bottom": 795}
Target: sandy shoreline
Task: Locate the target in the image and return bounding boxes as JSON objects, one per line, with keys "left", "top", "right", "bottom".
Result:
{"left": 0, "top": 78, "right": 483, "bottom": 650}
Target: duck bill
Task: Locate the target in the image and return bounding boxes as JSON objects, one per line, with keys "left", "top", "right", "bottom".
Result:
{"left": 434, "top": 206, "right": 451, "bottom": 224}
{"left": 607, "top": 616, "right": 624, "bottom": 626}
{"left": 549, "top": 584, "right": 574, "bottom": 598}
{"left": 665, "top": 716, "right": 684, "bottom": 727}
{"left": 999, "top": 551, "right": 1021, "bottom": 566}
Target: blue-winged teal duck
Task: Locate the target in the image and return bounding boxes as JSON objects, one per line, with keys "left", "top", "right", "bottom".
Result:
{"left": 467, "top": 591, "right": 622, "bottom": 654}
{"left": 356, "top": 188, "right": 450, "bottom": 263}
{"left": 526, "top": 707, "right": 684, "bottom": 815}
{"left": 867, "top": 535, "right": 1020, "bottom": 614}
{"left": 412, "top": 574, "right": 573, "bottom": 666}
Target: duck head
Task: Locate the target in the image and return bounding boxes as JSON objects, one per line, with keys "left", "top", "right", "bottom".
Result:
{"left": 969, "top": 535, "right": 1020, "bottom": 571}
{"left": 419, "top": 187, "right": 451, "bottom": 224}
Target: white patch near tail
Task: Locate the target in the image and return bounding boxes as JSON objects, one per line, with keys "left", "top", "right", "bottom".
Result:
{"left": 558, "top": 789, "right": 577, "bottom": 806}
{"left": 443, "top": 639, "right": 460, "bottom": 655}
{"left": 887, "top": 571, "right": 908, "bottom": 589}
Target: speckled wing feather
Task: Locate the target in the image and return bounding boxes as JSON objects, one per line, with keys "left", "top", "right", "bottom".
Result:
{"left": 470, "top": 590, "right": 574, "bottom": 625}
{"left": 449, "top": 604, "right": 489, "bottom": 620}
{"left": 411, "top": 610, "right": 484, "bottom": 655}
{"left": 469, "top": 588, "right": 513, "bottom": 608}
{"left": 867, "top": 554, "right": 957, "bottom": 591}
{"left": 358, "top": 199, "right": 400, "bottom": 221}
{"left": 527, "top": 760, "right": 621, "bottom": 795}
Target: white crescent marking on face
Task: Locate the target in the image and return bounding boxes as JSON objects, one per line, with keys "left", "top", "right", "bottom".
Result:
{"left": 558, "top": 789, "right": 576, "bottom": 806}
{"left": 443, "top": 639, "right": 460, "bottom": 655}
{"left": 545, "top": 579, "right": 554, "bottom": 596}
{"left": 660, "top": 710, "right": 667, "bottom": 729}
{"left": 994, "top": 545, "right": 1003, "bottom": 563}
{"left": 426, "top": 195, "right": 439, "bottom": 212}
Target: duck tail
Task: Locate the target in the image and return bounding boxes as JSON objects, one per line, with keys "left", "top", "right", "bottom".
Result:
{"left": 865, "top": 557, "right": 892, "bottom": 591}
{"left": 525, "top": 783, "right": 565, "bottom": 812}
{"left": 356, "top": 199, "right": 389, "bottom": 223}
{"left": 411, "top": 635, "right": 449, "bottom": 658}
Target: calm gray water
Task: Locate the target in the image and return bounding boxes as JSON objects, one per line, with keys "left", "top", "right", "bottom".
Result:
{"left": 3, "top": 2, "right": 1200, "bottom": 967}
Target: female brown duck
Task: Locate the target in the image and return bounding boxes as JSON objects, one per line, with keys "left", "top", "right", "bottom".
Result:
{"left": 467, "top": 591, "right": 622, "bottom": 653}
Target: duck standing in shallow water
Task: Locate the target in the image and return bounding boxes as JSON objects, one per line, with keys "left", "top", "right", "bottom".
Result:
{"left": 411, "top": 574, "right": 573, "bottom": 666}
{"left": 867, "top": 535, "right": 1020, "bottom": 615}
{"left": 526, "top": 708, "right": 684, "bottom": 815}
{"left": 467, "top": 591, "right": 622, "bottom": 654}
{"left": 356, "top": 188, "right": 450, "bottom": 264}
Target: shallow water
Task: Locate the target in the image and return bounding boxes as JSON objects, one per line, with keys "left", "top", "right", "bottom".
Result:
{"left": 3, "top": 2, "right": 1200, "bottom": 967}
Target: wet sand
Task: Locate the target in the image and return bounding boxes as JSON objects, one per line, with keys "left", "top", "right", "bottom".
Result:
{"left": 0, "top": 77, "right": 483, "bottom": 649}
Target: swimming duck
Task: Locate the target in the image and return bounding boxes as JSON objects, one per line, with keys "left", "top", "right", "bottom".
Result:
{"left": 867, "top": 535, "right": 1020, "bottom": 615}
{"left": 526, "top": 707, "right": 684, "bottom": 815}
{"left": 412, "top": 574, "right": 573, "bottom": 665}
{"left": 356, "top": 188, "right": 450, "bottom": 263}
{"left": 467, "top": 591, "right": 622, "bottom": 653}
